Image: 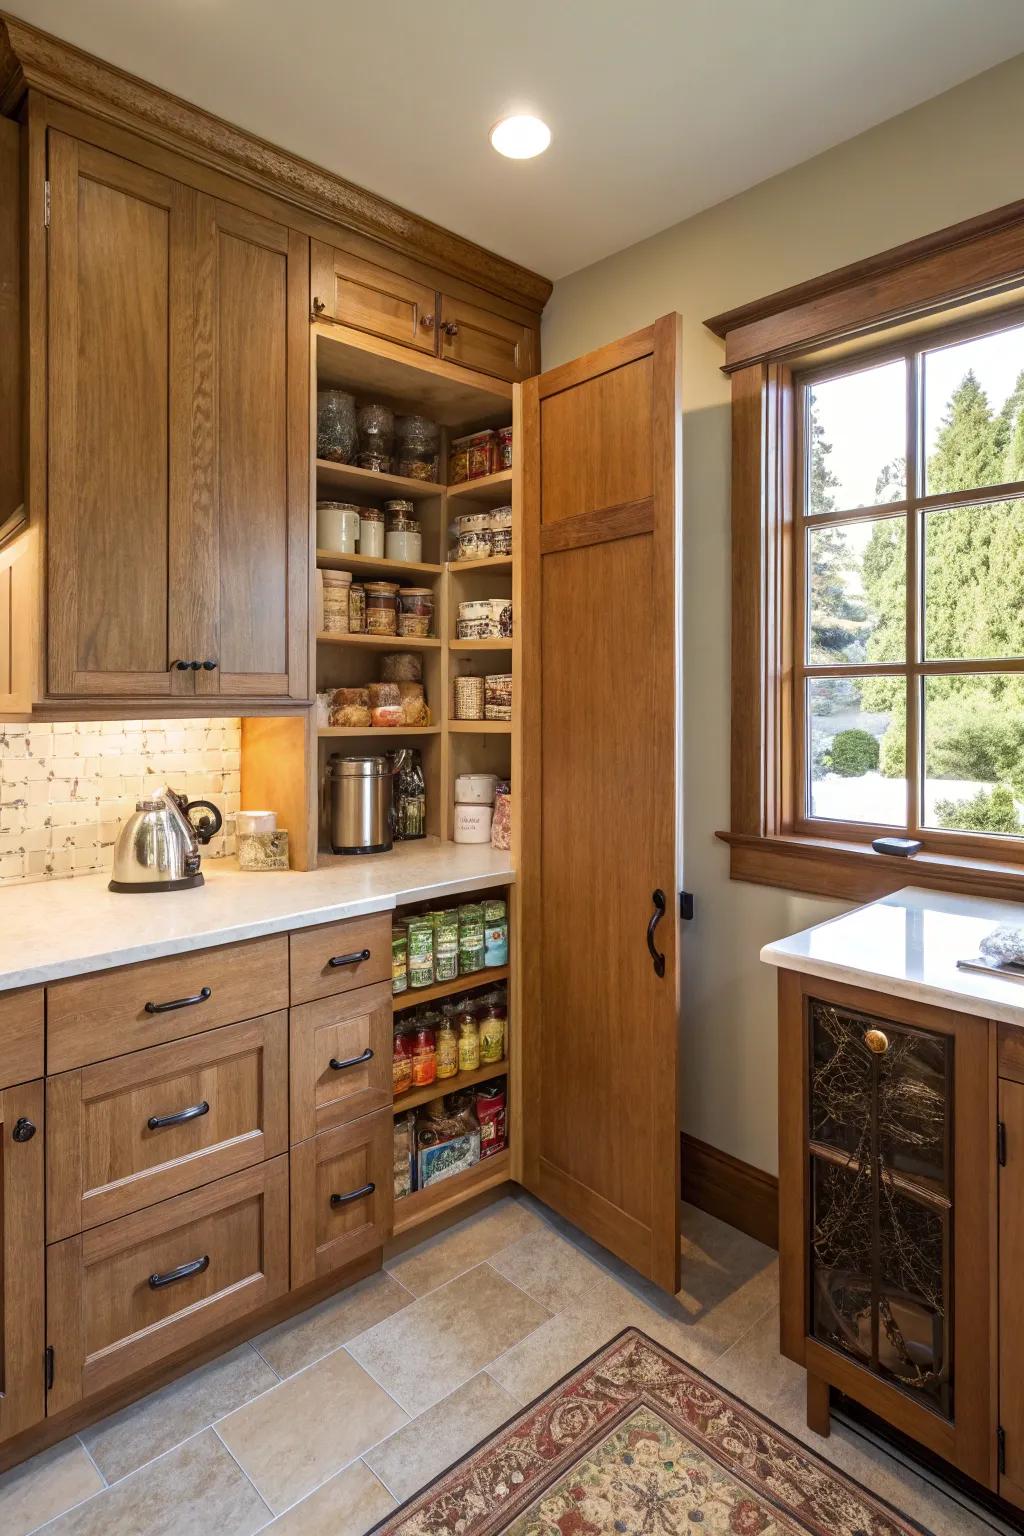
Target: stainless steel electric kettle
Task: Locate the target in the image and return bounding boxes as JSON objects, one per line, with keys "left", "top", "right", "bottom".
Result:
{"left": 109, "top": 787, "right": 224, "bottom": 893}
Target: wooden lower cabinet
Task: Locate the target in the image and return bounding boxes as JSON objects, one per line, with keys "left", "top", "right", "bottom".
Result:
{"left": 0, "top": 1080, "right": 44, "bottom": 1445}
{"left": 46, "top": 1012, "right": 289, "bottom": 1239}
{"left": 1000, "top": 1050, "right": 1024, "bottom": 1509}
{"left": 46, "top": 1157, "right": 289, "bottom": 1414}
{"left": 290, "top": 982, "right": 392, "bottom": 1142}
{"left": 290, "top": 1110, "right": 392, "bottom": 1288}
{"left": 288, "top": 913, "right": 392, "bottom": 1006}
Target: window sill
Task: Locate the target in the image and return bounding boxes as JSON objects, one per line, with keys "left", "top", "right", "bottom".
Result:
{"left": 717, "top": 830, "right": 1024, "bottom": 905}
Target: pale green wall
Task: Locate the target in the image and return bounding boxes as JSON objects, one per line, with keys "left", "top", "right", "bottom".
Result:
{"left": 542, "top": 51, "right": 1024, "bottom": 1175}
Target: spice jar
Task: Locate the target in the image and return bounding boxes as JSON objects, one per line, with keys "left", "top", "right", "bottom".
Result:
{"left": 456, "top": 1011, "right": 480, "bottom": 1071}
{"left": 432, "top": 909, "right": 460, "bottom": 981}
{"left": 348, "top": 583, "right": 366, "bottom": 634}
{"left": 321, "top": 569, "right": 352, "bottom": 634}
{"left": 479, "top": 1000, "right": 506, "bottom": 1064}
{"left": 406, "top": 915, "right": 434, "bottom": 988}
{"left": 365, "top": 581, "right": 399, "bottom": 635}
{"left": 359, "top": 507, "right": 385, "bottom": 558}
{"left": 459, "top": 904, "right": 485, "bottom": 973}
{"left": 411, "top": 1023, "right": 437, "bottom": 1087}
{"left": 453, "top": 674, "right": 485, "bottom": 721}
{"left": 495, "top": 425, "right": 513, "bottom": 471}
{"left": 435, "top": 1016, "right": 459, "bottom": 1079}
{"left": 393, "top": 1027, "right": 414, "bottom": 1096}
{"left": 398, "top": 588, "right": 434, "bottom": 638}
{"left": 484, "top": 899, "right": 509, "bottom": 967}
{"left": 392, "top": 925, "right": 408, "bottom": 996}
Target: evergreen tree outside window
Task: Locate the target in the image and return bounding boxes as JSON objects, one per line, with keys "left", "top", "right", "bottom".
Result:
{"left": 796, "top": 314, "right": 1024, "bottom": 842}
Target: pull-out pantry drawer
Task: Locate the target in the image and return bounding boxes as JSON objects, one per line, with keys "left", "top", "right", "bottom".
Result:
{"left": 46, "top": 1158, "right": 289, "bottom": 1413}
{"left": 290, "top": 981, "right": 392, "bottom": 1143}
{"left": 289, "top": 913, "right": 391, "bottom": 1006}
{"left": 290, "top": 1108, "right": 392, "bottom": 1288}
{"left": 46, "top": 1013, "right": 289, "bottom": 1239}
{"left": 47, "top": 935, "right": 289, "bottom": 1071}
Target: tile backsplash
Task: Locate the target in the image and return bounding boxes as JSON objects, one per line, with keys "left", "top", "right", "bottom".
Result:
{"left": 0, "top": 719, "right": 241, "bottom": 884}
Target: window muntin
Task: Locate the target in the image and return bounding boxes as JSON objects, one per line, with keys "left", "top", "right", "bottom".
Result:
{"left": 796, "top": 313, "right": 1024, "bottom": 846}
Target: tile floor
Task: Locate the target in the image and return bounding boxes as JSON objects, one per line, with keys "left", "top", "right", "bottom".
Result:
{"left": 0, "top": 1195, "right": 1014, "bottom": 1535}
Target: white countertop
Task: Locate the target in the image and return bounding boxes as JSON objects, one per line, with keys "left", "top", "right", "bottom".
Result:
{"left": 761, "top": 885, "right": 1024, "bottom": 1026}
{"left": 0, "top": 840, "right": 514, "bottom": 991}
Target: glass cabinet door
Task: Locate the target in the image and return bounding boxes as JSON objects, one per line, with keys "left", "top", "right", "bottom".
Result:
{"left": 808, "top": 999, "right": 952, "bottom": 1419}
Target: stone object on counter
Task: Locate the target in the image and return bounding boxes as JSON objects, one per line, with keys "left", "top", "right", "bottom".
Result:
{"left": 237, "top": 830, "right": 289, "bottom": 871}
{"left": 979, "top": 924, "right": 1024, "bottom": 967}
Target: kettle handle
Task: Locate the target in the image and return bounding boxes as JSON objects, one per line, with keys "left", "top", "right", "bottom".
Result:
{"left": 184, "top": 798, "right": 224, "bottom": 846}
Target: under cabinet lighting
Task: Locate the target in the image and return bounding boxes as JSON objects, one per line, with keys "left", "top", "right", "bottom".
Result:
{"left": 489, "top": 115, "right": 551, "bottom": 159}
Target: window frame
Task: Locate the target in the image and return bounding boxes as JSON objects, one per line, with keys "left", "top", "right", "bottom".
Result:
{"left": 708, "top": 196, "right": 1024, "bottom": 902}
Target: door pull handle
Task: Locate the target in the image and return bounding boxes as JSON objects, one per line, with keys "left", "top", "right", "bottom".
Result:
{"left": 647, "top": 889, "right": 667, "bottom": 978}
{"left": 144, "top": 986, "right": 212, "bottom": 1015}
{"left": 327, "top": 948, "right": 371, "bottom": 969}
{"left": 148, "top": 1254, "right": 210, "bottom": 1289}
{"left": 329, "top": 1048, "right": 374, "bottom": 1071}
{"left": 147, "top": 1100, "right": 210, "bottom": 1131}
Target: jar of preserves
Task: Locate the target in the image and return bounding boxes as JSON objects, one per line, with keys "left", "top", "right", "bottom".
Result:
{"left": 398, "top": 588, "right": 434, "bottom": 638}
{"left": 479, "top": 1001, "right": 506, "bottom": 1064}
{"left": 457, "top": 1011, "right": 480, "bottom": 1072}
{"left": 432, "top": 909, "right": 460, "bottom": 981}
{"left": 406, "top": 915, "right": 435, "bottom": 988}
{"left": 412, "top": 1023, "right": 437, "bottom": 1087}
{"left": 484, "top": 899, "right": 509, "bottom": 967}
{"left": 436, "top": 1017, "right": 459, "bottom": 1079}
{"left": 365, "top": 581, "right": 399, "bottom": 636}
{"left": 393, "top": 1027, "right": 414, "bottom": 1096}
{"left": 392, "top": 925, "right": 408, "bottom": 996}
{"left": 459, "top": 904, "right": 485, "bottom": 974}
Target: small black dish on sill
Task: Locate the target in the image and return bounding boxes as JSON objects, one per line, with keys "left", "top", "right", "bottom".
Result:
{"left": 871, "top": 836, "right": 923, "bottom": 857}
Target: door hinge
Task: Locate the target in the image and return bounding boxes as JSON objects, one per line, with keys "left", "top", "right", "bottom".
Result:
{"left": 43, "top": 180, "right": 50, "bottom": 228}
{"left": 44, "top": 1345, "right": 54, "bottom": 1391}
{"left": 680, "top": 891, "right": 695, "bottom": 921}
{"left": 998, "top": 1120, "right": 1007, "bottom": 1167}
{"left": 999, "top": 1424, "right": 1007, "bottom": 1476}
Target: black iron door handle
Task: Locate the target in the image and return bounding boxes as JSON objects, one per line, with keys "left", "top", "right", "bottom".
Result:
{"left": 147, "top": 1100, "right": 210, "bottom": 1131}
{"left": 647, "top": 889, "right": 667, "bottom": 978}
{"left": 330, "top": 1181, "right": 375, "bottom": 1207}
{"left": 328, "top": 948, "right": 371, "bottom": 969}
{"left": 148, "top": 1254, "right": 210, "bottom": 1289}
{"left": 144, "top": 986, "right": 212, "bottom": 1015}
{"left": 329, "top": 1048, "right": 373, "bottom": 1071}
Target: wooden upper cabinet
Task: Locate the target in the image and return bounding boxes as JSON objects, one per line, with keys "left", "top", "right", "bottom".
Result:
{"left": 46, "top": 133, "right": 310, "bottom": 702}
{"left": 47, "top": 134, "right": 190, "bottom": 697}
{"left": 311, "top": 241, "right": 437, "bottom": 354}
{"left": 438, "top": 294, "right": 535, "bottom": 381}
{"left": 190, "top": 199, "right": 309, "bottom": 699}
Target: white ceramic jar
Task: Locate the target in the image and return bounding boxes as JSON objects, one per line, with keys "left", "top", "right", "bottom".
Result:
{"left": 453, "top": 802, "right": 493, "bottom": 843}
{"left": 454, "top": 773, "right": 498, "bottom": 805}
{"left": 317, "top": 502, "right": 360, "bottom": 553}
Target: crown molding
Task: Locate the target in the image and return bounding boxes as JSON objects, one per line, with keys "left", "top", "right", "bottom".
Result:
{"left": 0, "top": 12, "right": 552, "bottom": 314}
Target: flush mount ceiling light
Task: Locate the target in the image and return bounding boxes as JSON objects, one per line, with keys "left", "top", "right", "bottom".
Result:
{"left": 489, "top": 114, "right": 551, "bottom": 159}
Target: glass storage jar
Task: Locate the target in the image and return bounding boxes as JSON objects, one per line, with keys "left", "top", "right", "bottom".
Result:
{"left": 398, "top": 588, "right": 434, "bottom": 638}
{"left": 316, "top": 389, "right": 357, "bottom": 463}
{"left": 364, "top": 581, "right": 399, "bottom": 636}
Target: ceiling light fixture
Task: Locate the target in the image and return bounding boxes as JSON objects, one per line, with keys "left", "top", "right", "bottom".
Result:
{"left": 489, "top": 114, "right": 551, "bottom": 160}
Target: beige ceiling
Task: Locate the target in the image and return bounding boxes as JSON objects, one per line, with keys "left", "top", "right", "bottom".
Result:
{"left": 9, "top": 0, "right": 1024, "bottom": 281}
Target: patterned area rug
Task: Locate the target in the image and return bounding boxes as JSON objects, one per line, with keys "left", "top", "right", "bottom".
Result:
{"left": 370, "top": 1329, "right": 930, "bottom": 1536}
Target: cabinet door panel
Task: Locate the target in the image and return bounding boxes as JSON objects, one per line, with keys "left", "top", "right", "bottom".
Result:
{"left": 47, "top": 133, "right": 193, "bottom": 698}
{"left": 0, "top": 1080, "right": 44, "bottom": 1443}
{"left": 290, "top": 1110, "right": 391, "bottom": 1288}
{"left": 312, "top": 241, "right": 437, "bottom": 354}
{"left": 439, "top": 295, "right": 535, "bottom": 382}
{"left": 290, "top": 983, "right": 392, "bottom": 1143}
{"left": 1000, "top": 1078, "right": 1024, "bottom": 1508}
{"left": 191, "top": 199, "right": 309, "bottom": 700}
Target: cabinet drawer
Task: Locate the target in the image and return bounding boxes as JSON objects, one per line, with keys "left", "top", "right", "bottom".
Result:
{"left": 311, "top": 241, "right": 437, "bottom": 354}
{"left": 47, "top": 1012, "right": 289, "bottom": 1239}
{"left": 290, "top": 1109, "right": 392, "bottom": 1288}
{"left": 0, "top": 987, "right": 43, "bottom": 1090}
{"left": 46, "top": 1157, "right": 289, "bottom": 1413}
{"left": 289, "top": 913, "right": 391, "bottom": 1006}
{"left": 439, "top": 295, "right": 535, "bottom": 382}
{"left": 47, "top": 935, "right": 289, "bottom": 1072}
{"left": 291, "top": 982, "right": 392, "bottom": 1143}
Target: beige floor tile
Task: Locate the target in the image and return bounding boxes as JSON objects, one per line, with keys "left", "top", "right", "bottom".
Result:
{"left": 0, "top": 1438, "right": 103, "bottom": 1536}
{"left": 253, "top": 1270, "right": 413, "bottom": 1378}
{"left": 364, "top": 1371, "right": 517, "bottom": 1502}
{"left": 488, "top": 1225, "right": 624, "bottom": 1312}
{"left": 487, "top": 1304, "right": 633, "bottom": 1404}
{"left": 42, "top": 1430, "right": 269, "bottom": 1536}
{"left": 387, "top": 1196, "right": 543, "bottom": 1297}
{"left": 216, "top": 1343, "right": 407, "bottom": 1514}
{"left": 81, "top": 1343, "right": 278, "bottom": 1483}
{"left": 347, "top": 1262, "right": 550, "bottom": 1416}
{"left": 264, "top": 1459, "right": 395, "bottom": 1536}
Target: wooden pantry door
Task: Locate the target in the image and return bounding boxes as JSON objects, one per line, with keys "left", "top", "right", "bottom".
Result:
{"left": 519, "top": 316, "right": 682, "bottom": 1292}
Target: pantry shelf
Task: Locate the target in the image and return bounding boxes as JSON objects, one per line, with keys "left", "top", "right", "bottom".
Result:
{"left": 318, "top": 550, "right": 443, "bottom": 581}
{"left": 446, "top": 470, "right": 513, "bottom": 504}
{"left": 448, "top": 638, "right": 513, "bottom": 652}
{"left": 393, "top": 1061, "right": 508, "bottom": 1117}
{"left": 447, "top": 556, "right": 512, "bottom": 574}
{"left": 317, "top": 632, "right": 442, "bottom": 650}
{"left": 318, "top": 726, "right": 441, "bottom": 738}
{"left": 315, "top": 459, "right": 443, "bottom": 502}
{"left": 447, "top": 720, "right": 512, "bottom": 734}
{"left": 391, "top": 1148, "right": 511, "bottom": 1235}
{"left": 394, "top": 965, "right": 510, "bottom": 1010}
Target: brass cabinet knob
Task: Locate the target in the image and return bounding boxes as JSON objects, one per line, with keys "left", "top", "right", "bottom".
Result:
{"left": 864, "top": 1028, "right": 890, "bottom": 1055}
{"left": 442, "top": 320, "right": 460, "bottom": 337}
{"left": 421, "top": 313, "right": 435, "bottom": 330}
{"left": 311, "top": 297, "right": 326, "bottom": 318}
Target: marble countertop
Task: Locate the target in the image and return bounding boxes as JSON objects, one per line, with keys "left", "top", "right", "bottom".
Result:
{"left": 0, "top": 840, "right": 514, "bottom": 991}
{"left": 761, "top": 885, "right": 1024, "bottom": 1026}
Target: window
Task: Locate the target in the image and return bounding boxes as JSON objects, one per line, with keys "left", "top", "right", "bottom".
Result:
{"left": 795, "top": 313, "right": 1024, "bottom": 850}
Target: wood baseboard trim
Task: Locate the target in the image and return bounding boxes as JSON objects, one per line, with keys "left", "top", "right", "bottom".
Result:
{"left": 681, "top": 1133, "right": 779, "bottom": 1250}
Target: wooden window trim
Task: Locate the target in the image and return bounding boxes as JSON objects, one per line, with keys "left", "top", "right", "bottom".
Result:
{"left": 711, "top": 202, "right": 1024, "bottom": 904}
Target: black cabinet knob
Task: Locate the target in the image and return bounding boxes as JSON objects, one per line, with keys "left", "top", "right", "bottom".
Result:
{"left": 173, "top": 659, "right": 191, "bottom": 671}
{"left": 12, "top": 1117, "right": 36, "bottom": 1142}
{"left": 189, "top": 660, "right": 201, "bottom": 670}
{"left": 201, "top": 659, "right": 218, "bottom": 671}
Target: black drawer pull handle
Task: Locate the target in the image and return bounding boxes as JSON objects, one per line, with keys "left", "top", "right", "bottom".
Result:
{"left": 147, "top": 1100, "right": 210, "bottom": 1131}
{"left": 330, "top": 1181, "right": 375, "bottom": 1208}
{"left": 646, "top": 889, "right": 667, "bottom": 979}
{"left": 148, "top": 1254, "right": 209, "bottom": 1290}
{"left": 327, "top": 948, "right": 371, "bottom": 970}
{"left": 329, "top": 1047, "right": 373, "bottom": 1072}
{"left": 144, "top": 986, "right": 212, "bottom": 1015}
